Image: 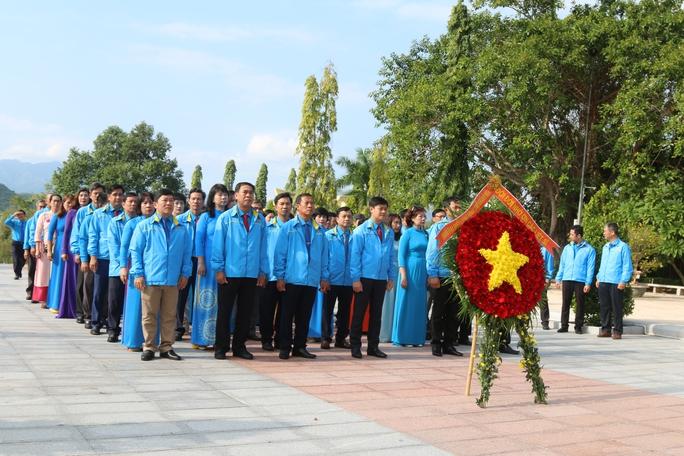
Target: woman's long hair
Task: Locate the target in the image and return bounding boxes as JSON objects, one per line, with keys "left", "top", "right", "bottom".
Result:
{"left": 206, "top": 183, "right": 230, "bottom": 218}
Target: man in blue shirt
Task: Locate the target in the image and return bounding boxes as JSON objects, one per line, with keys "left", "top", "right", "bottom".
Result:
{"left": 554, "top": 225, "right": 596, "bottom": 334}
{"left": 349, "top": 196, "right": 397, "bottom": 359}
{"left": 4, "top": 210, "right": 27, "bottom": 280}
{"left": 131, "top": 189, "right": 192, "bottom": 361}
{"left": 87, "top": 185, "right": 124, "bottom": 335}
{"left": 175, "top": 187, "right": 205, "bottom": 341}
{"left": 322, "top": 207, "right": 354, "bottom": 350}
{"left": 596, "top": 222, "right": 633, "bottom": 339}
{"left": 71, "top": 183, "right": 104, "bottom": 325}
{"left": 259, "top": 192, "right": 292, "bottom": 352}
{"left": 23, "top": 199, "right": 48, "bottom": 301}
{"left": 105, "top": 191, "right": 138, "bottom": 343}
{"left": 211, "top": 182, "right": 269, "bottom": 361}
{"left": 426, "top": 217, "right": 463, "bottom": 357}
{"left": 273, "top": 193, "right": 330, "bottom": 359}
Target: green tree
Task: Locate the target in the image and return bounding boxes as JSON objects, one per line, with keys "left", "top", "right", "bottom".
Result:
{"left": 296, "top": 64, "right": 338, "bottom": 208}
{"left": 367, "top": 141, "right": 390, "bottom": 200}
{"left": 223, "top": 159, "right": 237, "bottom": 190}
{"left": 190, "top": 165, "right": 203, "bottom": 190}
{"left": 336, "top": 148, "right": 372, "bottom": 213}
{"left": 51, "top": 122, "right": 185, "bottom": 194}
{"left": 255, "top": 163, "right": 268, "bottom": 206}
{"left": 285, "top": 168, "right": 297, "bottom": 193}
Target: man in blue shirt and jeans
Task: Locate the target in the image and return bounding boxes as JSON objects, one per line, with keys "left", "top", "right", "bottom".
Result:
{"left": 596, "top": 222, "right": 633, "bottom": 339}
{"left": 4, "top": 210, "right": 27, "bottom": 280}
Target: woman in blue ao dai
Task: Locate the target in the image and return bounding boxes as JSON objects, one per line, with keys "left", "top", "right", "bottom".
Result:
{"left": 391, "top": 207, "right": 428, "bottom": 346}
{"left": 379, "top": 214, "right": 402, "bottom": 343}
{"left": 46, "top": 195, "right": 71, "bottom": 313}
{"left": 192, "top": 184, "right": 231, "bottom": 349}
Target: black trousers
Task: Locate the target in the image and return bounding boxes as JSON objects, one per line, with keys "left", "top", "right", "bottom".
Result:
{"left": 598, "top": 282, "right": 624, "bottom": 333}
{"left": 430, "top": 278, "right": 460, "bottom": 345}
{"left": 279, "top": 284, "right": 317, "bottom": 351}
{"left": 561, "top": 281, "right": 586, "bottom": 330}
{"left": 322, "top": 285, "right": 353, "bottom": 342}
{"left": 11, "top": 241, "right": 25, "bottom": 278}
{"left": 91, "top": 259, "right": 110, "bottom": 328}
{"left": 259, "top": 281, "right": 282, "bottom": 344}
{"left": 25, "top": 253, "right": 36, "bottom": 296}
{"left": 176, "top": 257, "right": 198, "bottom": 334}
{"left": 539, "top": 283, "right": 550, "bottom": 325}
{"left": 77, "top": 269, "right": 94, "bottom": 320}
{"left": 107, "top": 277, "right": 126, "bottom": 335}
{"left": 215, "top": 278, "right": 256, "bottom": 353}
{"left": 351, "top": 278, "right": 386, "bottom": 350}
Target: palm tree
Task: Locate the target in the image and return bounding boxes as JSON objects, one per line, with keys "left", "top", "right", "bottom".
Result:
{"left": 336, "top": 148, "right": 372, "bottom": 213}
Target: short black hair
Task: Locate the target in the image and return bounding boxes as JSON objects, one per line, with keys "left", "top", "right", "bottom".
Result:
{"left": 174, "top": 193, "right": 187, "bottom": 203}
{"left": 140, "top": 191, "right": 155, "bottom": 203}
{"left": 234, "top": 182, "right": 255, "bottom": 193}
{"left": 90, "top": 182, "right": 105, "bottom": 192}
{"left": 353, "top": 214, "right": 366, "bottom": 222}
{"left": 570, "top": 224, "right": 584, "bottom": 237}
{"left": 313, "top": 207, "right": 329, "bottom": 218}
{"left": 399, "top": 208, "right": 409, "bottom": 218}
{"left": 443, "top": 196, "right": 461, "bottom": 207}
{"left": 274, "top": 192, "right": 292, "bottom": 205}
{"left": 188, "top": 188, "right": 206, "bottom": 199}
{"left": 605, "top": 222, "right": 619, "bottom": 236}
{"left": 433, "top": 208, "right": 446, "bottom": 217}
{"left": 336, "top": 206, "right": 352, "bottom": 217}
{"left": 124, "top": 191, "right": 138, "bottom": 202}
{"left": 77, "top": 187, "right": 89, "bottom": 196}
{"left": 295, "top": 193, "right": 313, "bottom": 205}
{"left": 368, "top": 196, "right": 389, "bottom": 208}
{"left": 264, "top": 209, "right": 275, "bottom": 217}
{"left": 156, "top": 188, "right": 174, "bottom": 201}
{"left": 109, "top": 184, "right": 125, "bottom": 194}
{"left": 17, "top": 209, "right": 26, "bottom": 215}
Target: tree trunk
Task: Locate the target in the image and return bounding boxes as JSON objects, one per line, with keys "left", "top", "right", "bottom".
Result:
{"left": 671, "top": 259, "right": 684, "bottom": 286}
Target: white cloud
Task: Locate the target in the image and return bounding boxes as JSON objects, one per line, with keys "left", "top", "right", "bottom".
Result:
{"left": 351, "top": 0, "right": 453, "bottom": 22}
{"left": 245, "top": 131, "right": 298, "bottom": 163}
{"left": 0, "top": 114, "right": 61, "bottom": 134}
{"left": 143, "top": 22, "right": 314, "bottom": 43}
{"left": 128, "top": 45, "right": 299, "bottom": 102}
{"left": 0, "top": 114, "right": 85, "bottom": 162}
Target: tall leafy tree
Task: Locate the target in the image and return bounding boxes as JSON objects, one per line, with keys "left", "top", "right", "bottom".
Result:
{"left": 190, "top": 165, "right": 203, "bottom": 189}
{"left": 336, "top": 148, "right": 372, "bottom": 213}
{"left": 51, "top": 122, "right": 185, "bottom": 194}
{"left": 296, "top": 64, "right": 338, "bottom": 208}
{"left": 223, "top": 159, "right": 237, "bottom": 190}
{"left": 285, "top": 168, "right": 297, "bottom": 193}
{"left": 367, "top": 141, "right": 391, "bottom": 201}
{"left": 255, "top": 163, "right": 268, "bottom": 205}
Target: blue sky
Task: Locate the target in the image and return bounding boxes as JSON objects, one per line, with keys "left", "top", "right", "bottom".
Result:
{"left": 0, "top": 0, "right": 456, "bottom": 196}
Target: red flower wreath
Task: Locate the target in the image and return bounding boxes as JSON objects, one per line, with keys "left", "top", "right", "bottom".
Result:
{"left": 456, "top": 211, "right": 545, "bottom": 319}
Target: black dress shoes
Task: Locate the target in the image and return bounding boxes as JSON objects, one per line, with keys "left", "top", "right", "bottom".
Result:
{"left": 431, "top": 344, "right": 443, "bottom": 357}
{"left": 279, "top": 350, "right": 290, "bottom": 360}
{"left": 292, "top": 348, "right": 316, "bottom": 359}
{"left": 499, "top": 344, "right": 520, "bottom": 355}
{"left": 84, "top": 321, "right": 92, "bottom": 330}
{"left": 174, "top": 332, "right": 183, "bottom": 342}
{"left": 262, "top": 341, "right": 274, "bottom": 351}
{"left": 214, "top": 350, "right": 227, "bottom": 360}
{"left": 25, "top": 294, "right": 32, "bottom": 301}
{"left": 443, "top": 345, "right": 464, "bottom": 357}
{"left": 76, "top": 317, "right": 85, "bottom": 324}
{"left": 107, "top": 333, "right": 119, "bottom": 343}
{"left": 320, "top": 340, "right": 331, "bottom": 349}
{"left": 90, "top": 327, "right": 101, "bottom": 335}
{"left": 141, "top": 350, "right": 155, "bottom": 361}
{"left": 542, "top": 324, "right": 550, "bottom": 330}
{"left": 160, "top": 350, "right": 182, "bottom": 360}
{"left": 334, "top": 340, "right": 352, "bottom": 349}
{"left": 574, "top": 328, "right": 583, "bottom": 334}
{"left": 557, "top": 327, "right": 568, "bottom": 333}
{"left": 233, "top": 348, "right": 254, "bottom": 360}
{"left": 351, "top": 348, "right": 362, "bottom": 359}
{"left": 367, "top": 347, "right": 387, "bottom": 358}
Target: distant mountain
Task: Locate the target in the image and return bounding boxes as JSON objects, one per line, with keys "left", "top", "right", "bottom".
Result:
{"left": 0, "top": 183, "right": 16, "bottom": 211}
{"left": 0, "top": 159, "right": 60, "bottom": 194}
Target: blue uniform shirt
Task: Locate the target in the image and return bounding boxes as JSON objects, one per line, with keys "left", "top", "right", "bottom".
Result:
{"left": 210, "top": 206, "right": 269, "bottom": 279}
{"left": 273, "top": 215, "right": 329, "bottom": 288}
{"left": 107, "top": 213, "right": 134, "bottom": 277}
{"left": 426, "top": 219, "right": 451, "bottom": 278}
{"left": 4, "top": 215, "right": 26, "bottom": 242}
{"left": 264, "top": 216, "right": 287, "bottom": 282}
{"left": 25, "top": 207, "right": 48, "bottom": 249}
{"left": 177, "top": 210, "right": 200, "bottom": 257}
{"left": 326, "top": 226, "right": 352, "bottom": 286}
{"left": 69, "top": 203, "right": 96, "bottom": 257}
{"left": 130, "top": 213, "right": 192, "bottom": 285}
{"left": 541, "top": 247, "right": 555, "bottom": 280}
{"left": 87, "top": 205, "right": 121, "bottom": 260}
{"left": 349, "top": 219, "right": 397, "bottom": 283}
{"left": 597, "top": 238, "right": 633, "bottom": 285}
{"left": 555, "top": 240, "right": 596, "bottom": 285}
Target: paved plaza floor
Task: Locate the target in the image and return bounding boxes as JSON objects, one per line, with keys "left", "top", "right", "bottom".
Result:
{"left": 1, "top": 264, "right": 683, "bottom": 455}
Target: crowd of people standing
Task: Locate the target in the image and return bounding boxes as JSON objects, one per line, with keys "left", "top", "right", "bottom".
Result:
{"left": 4, "top": 181, "right": 633, "bottom": 362}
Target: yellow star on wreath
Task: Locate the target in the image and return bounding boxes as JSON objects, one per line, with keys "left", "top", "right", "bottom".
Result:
{"left": 478, "top": 231, "right": 529, "bottom": 294}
